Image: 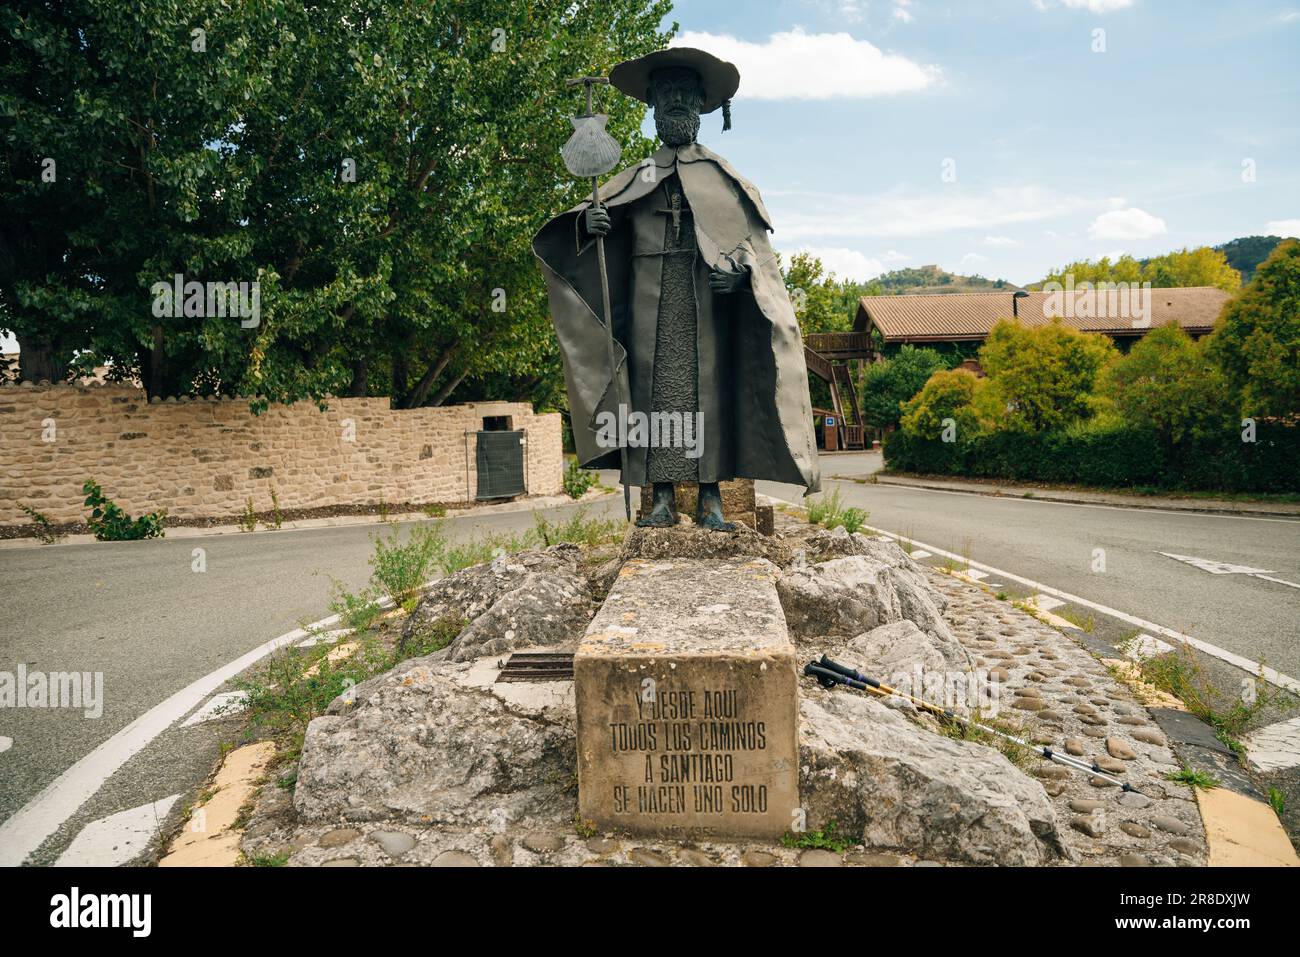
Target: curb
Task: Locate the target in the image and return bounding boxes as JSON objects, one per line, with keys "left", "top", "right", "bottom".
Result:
{"left": 0, "top": 488, "right": 616, "bottom": 550}
{"left": 864, "top": 475, "right": 1300, "bottom": 519}
{"left": 159, "top": 740, "right": 277, "bottom": 867}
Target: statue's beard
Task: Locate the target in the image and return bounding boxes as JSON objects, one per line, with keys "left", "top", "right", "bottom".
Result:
{"left": 654, "top": 109, "right": 700, "bottom": 146}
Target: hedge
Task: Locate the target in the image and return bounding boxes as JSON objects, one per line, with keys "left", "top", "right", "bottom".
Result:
{"left": 883, "top": 421, "right": 1300, "bottom": 494}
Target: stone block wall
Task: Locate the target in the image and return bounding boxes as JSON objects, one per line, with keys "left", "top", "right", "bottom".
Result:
{"left": 0, "top": 382, "right": 563, "bottom": 526}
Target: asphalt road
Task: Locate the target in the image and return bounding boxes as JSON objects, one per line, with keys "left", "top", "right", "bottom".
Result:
{"left": 0, "top": 500, "right": 623, "bottom": 838}
{"left": 782, "top": 456, "right": 1300, "bottom": 682}
{"left": 2, "top": 454, "right": 1297, "bottom": 862}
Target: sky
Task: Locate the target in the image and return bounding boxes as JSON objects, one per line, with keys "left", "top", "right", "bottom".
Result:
{"left": 5, "top": 0, "right": 1296, "bottom": 353}
{"left": 652, "top": 0, "right": 1300, "bottom": 285}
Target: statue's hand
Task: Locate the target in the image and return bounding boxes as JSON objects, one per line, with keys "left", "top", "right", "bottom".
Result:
{"left": 583, "top": 203, "right": 612, "bottom": 237}
{"left": 708, "top": 265, "right": 750, "bottom": 295}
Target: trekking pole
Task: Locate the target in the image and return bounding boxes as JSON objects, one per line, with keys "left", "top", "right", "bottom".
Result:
{"left": 806, "top": 656, "right": 1139, "bottom": 793}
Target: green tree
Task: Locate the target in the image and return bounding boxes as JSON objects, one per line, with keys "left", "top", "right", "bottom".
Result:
{"left": 1101, "top": 325, "right": 1231, "bottom": 442}
{"left": 1204, "top": 239, "right": 1300, "bottom": 418}
{"left": 978, "top": 319, "right": 1117, "bottom": 431}
{"left": 0, "top": 0, "right": 672, "bottom": 405}
{"left": 899, "top": 368, "right": 985, "bottom": 440}
{"left": 1041, "top": 246, "right": 1240, "bottom": 292}
{"left": 859, "top": 345, "right": 948, "bottom": 430}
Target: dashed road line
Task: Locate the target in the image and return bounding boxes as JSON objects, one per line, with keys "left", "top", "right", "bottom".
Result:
{"left": 54, "top": 794, "right": 179, "bottom": 867}
{"left": 1126, "top": 633, "right": 1177, "bottom": 662}
{"left": 180, "top": 691, "right": 249, "bottom": 727}
{"left": 0, "top": 736, "right": 12, "bottom": 754}
{"left": 909, "top": 549, "right": 932, "bottom": 560}
{"left": 1241, "top": 716, "right": 1300, "bottom": 773}
{"left": 1029, "top": 594, "right": 1064, "bottom": 612}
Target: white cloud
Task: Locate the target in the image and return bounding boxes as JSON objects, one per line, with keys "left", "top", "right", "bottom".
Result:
{"left": 1265, "top": 218, "right": 1300, "bottom": 238}
{"left": 782, "top": 245, "right": 885, "bottom": 282}
{"left": 882, "top": 249, "right": 909, "bottom": 262}
{"left": 983, "top": 235, "right": 1018, "bottom": 247}
{"left": 960, "top": 252, "right": 990, "bottom": 269}
{"left": 893, "top": 1, "right": 916, "bottom": 23}
{"left": 673, "top": 29, "right": 940, "bottom": 100}
{"left": 1038, "top": 0, "right": 1135, "bottom": 12}
{"left": 766, "top": 183, "right": 1095, "bottom": 240}
{"left": 1086, "top": 207, "right": 1167, "bottom": 240}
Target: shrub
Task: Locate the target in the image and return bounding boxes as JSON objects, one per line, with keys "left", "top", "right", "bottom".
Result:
{"left": 368, "top": 523, "right": 445, "bottom": 606}
{"left": 563, "top": 457, "right": 598, "bottom": 499}
{"left": 81, "top": 480, "right": 166, "bottom": 541}
{"left": 1101, "top": 325, "right": 1233, "bottom": 443}
{"left": 899, "top": 368, "right": 985, "bottom": 440}
{"left": 978, "top": 319, "right": 1117, "bottom": 431}
{"left": 859, "top": 345, "right": 948, "bottom": 430}
{"left": 884, "top": 419, "right": 1299, "bottom": 493}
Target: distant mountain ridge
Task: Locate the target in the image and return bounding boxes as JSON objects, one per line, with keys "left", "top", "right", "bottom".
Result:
{"left": 1213, "top": 236, "right": 1284, "bottom": 283}
{"left": 873, "top": 263, "right": 1021, "bottom": 296}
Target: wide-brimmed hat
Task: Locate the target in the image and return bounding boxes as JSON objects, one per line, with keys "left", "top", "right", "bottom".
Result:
{"left": 609, "top": 47, "right": 740, "bottom": 114}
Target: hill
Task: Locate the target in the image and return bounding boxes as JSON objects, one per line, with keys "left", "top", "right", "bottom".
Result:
{"left": 1214, "top": 236, "right": 1284, "bottom": 283}
{"left": 873, "top": 264, "right": 1022, "bottom": 296}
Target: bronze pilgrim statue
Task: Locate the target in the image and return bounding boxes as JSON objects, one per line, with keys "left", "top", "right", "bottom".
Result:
{"left": 534, "top": 47, "right": 820, "bottom": 531}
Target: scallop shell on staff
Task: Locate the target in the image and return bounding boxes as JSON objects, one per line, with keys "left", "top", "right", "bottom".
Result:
{"left": 561, "top": 114, "right": 622, "bottom": 178}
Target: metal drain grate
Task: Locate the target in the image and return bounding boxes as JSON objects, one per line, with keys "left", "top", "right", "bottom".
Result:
{"left": 495, "top": 651, "right": 575, "bottom": 683}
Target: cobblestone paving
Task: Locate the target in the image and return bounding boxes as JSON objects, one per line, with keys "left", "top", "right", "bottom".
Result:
{"left": 933, "top": 571, "right": 1207, "bottom": 866}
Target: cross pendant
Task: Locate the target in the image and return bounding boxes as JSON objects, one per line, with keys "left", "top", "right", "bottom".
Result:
{"left": 655, "top": 190, "right": 683, "bottom": 243}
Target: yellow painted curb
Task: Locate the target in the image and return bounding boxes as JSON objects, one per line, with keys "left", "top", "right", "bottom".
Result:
{"left": 302, "top": 640, "right": 360, "bottom": 678}
{"left": 1196, "top": 787, "right": 1299, "bottom": 867}
{"left": 1101, "top": 659, "right": 1185, "bottom": 710}
{"left": 159, "top": 740, "right": 277, "bottom": 867}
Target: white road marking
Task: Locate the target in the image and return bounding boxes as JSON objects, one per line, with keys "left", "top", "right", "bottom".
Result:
{"left": 0, "top": 736, "right": 12, "bottom": 754}
{"left": 1242, "top": 716, "right": 1300, "bottom": 773}
{"left": 180, "top": 691, "right": 249, "bottom": 727}
{"left": 1030, "top": 594, "right": 1064, "bottom": 612}
{"left": 54, "top": 794, "right": 179, "bottom": 867}
{"left": 0, "top": 585, "right": 415, "bottom": 866}
{"left": 1253, "top": 574, "right": 1300, "bottom": 590}
{"left": 1158, "top": 552, "right": 1274, "bottom": 575}
{"left": 1158, "top": 552, "right": 1300, "bottom": 590}
{"left": 909, "top": 549, "right": 932, "bottom": 560}
{"left": 1127, "top": 633, "right": 1177, "bottom": 662}
{"left": 865, "top": 480, "right": 1300, "bottom": 525}
{"left": 795, "top": 507, "right": 1300, "bottom": 696}
{"left": 963, "top": 568, "right": 988, "bottom": 581}
{"left": 297, "top": 628, "right": 351, "bottom": 648}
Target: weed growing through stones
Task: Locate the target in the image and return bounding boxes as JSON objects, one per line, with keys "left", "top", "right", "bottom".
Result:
{"left": 937, "top": 710, "right": 1036, "bottom": 771}
{"left": 422, "top": 502, "right": 448, "bottom": 518}
{"left": 780, "top": 821, "right": 852, "bottom": 853}
{"left": 327, "top": 580, "right": 385, "bottom": 633}
{"left": 533, "top": 507, "right": 622, "bottom": 547}
{"left": 19, "top": 503, "right": 63, "bottom": 544}
{"left": 1056, "top": 607, "right": 1096, "bottom": 633}
{"left": 269, "top": 488, "right": 283, "bottom": 529}
{"left": 239, "top": 498, "right": 258, "bottom": 533}
{"left": 1135, "top": 643, "right": 1286, "bottom": 752}
{"left": 81, "top": 479, "right": 166, "bottom": 541}
{"left": 1165, "top": 766, "right": 1220, "bottom": 790}
{"left": 804, "top": 488, "right": 868, "bottom": 533}
{"left": 1269, "top": 787, "right": 1285, "bottom": 816}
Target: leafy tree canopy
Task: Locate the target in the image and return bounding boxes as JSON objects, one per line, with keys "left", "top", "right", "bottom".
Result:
{"left": 1204, "top": 239, "right": 1300, "bottom": 418}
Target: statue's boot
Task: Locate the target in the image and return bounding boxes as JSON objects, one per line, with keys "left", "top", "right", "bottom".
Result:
{"left": 635, "top": 482, "right": 678, "bottom": 527}
{"left": 696, "top": 482, "right": 736, "bottom": 532}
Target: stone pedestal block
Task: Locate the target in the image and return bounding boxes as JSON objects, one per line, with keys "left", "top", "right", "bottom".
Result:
{"left": 574, "top": 557, "right": 799, "bottom": 839}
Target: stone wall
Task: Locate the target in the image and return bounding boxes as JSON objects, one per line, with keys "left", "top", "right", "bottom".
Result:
{"left": 0, "top": 382, "right": 563, "bottom": 526}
